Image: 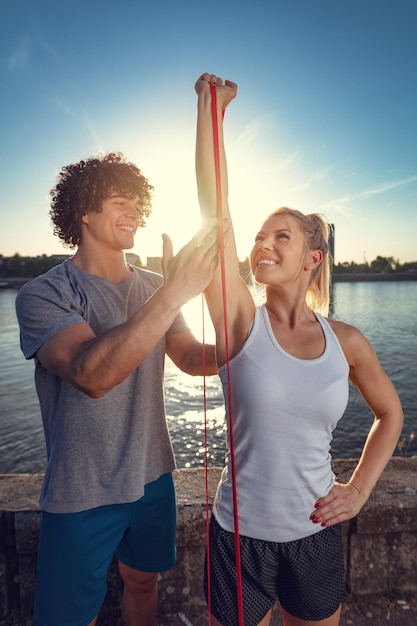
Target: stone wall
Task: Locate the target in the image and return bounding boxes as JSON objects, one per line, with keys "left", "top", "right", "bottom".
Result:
{"left": 1, "top": 458, "right": 416, "bottom": 625}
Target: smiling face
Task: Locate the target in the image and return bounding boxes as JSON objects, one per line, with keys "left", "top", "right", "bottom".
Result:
{"left": 250, "top": 207, "right": 330, "bottom": 314}
{"left": 81, "top": 192, "right": 141, "bottom": 252}
{"left": 250, "top": 213, "right": 308, "bottom": 286}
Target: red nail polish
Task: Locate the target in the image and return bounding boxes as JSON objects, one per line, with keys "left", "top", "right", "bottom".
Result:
{"left": 310, "top": 514, "right": 319, "bottom": 523}
{"left": 321, "top": 521, "right": 327, "bottom": 527}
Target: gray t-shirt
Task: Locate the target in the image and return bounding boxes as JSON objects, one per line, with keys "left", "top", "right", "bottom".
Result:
{"left": 16, "top": 259, "right": 188, "bottom": 513}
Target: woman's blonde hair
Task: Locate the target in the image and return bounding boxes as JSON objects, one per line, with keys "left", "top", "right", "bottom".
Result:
{"left": 268, "top": 207, "right": 332, "bottom": 316}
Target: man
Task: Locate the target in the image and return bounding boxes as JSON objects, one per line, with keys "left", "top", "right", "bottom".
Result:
{"left": 16, "top": 151, "right": 219, "bottom": 626}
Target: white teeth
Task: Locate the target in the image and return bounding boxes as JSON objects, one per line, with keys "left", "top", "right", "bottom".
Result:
{"left": 258, "top": 259, "right": 276, "bottom": 266}
{"left": 118, "top": 225, "right": 134, "bottom": 232}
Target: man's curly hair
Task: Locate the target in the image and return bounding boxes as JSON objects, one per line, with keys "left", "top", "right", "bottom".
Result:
{"left": 49, "top": 152, "right": 154, "bottom": 248}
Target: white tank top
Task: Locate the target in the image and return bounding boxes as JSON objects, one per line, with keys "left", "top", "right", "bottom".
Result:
{"left": 213, "top": 305, "right": 349, "bottom": 542}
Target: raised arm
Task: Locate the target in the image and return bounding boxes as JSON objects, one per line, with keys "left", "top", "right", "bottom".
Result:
{"left": 195, "top": 74, "right": 236, "bottom": 221}
{"left": 34, "top": 226, "right": 219, "bottom": 397}
{"left": 195, "top": 73, "right": 255, "bottom": 364}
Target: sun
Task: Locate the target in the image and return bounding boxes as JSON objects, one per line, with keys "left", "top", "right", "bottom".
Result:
{"left": 181, "top": 296, "right": 216, "bottom": 344}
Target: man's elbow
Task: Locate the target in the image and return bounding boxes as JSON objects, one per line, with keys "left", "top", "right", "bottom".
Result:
{"left": 70, "top": 368, "right": 115, "bottom": 398}
{"left": 73, "top": 379, "right": 109, "bottom": 399}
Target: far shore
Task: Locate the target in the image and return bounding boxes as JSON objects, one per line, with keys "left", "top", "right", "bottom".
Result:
{"left": 332, "top": 271, "right": 417, "bottom": 282}
{"left": 1, "top": 271, "right": 417, "bottom": 290}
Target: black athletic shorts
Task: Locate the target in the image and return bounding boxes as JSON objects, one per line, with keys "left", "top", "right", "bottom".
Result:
{"left": 204, "top": 516, "right": 344, "bottom": 626}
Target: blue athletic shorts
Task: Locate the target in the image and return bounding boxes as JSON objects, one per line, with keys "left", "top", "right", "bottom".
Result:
{"left": 205, "top": 515, "right": 344, "bottom": 626}
{"left": 33, "top": 473, "right": 176, "bottom": 626}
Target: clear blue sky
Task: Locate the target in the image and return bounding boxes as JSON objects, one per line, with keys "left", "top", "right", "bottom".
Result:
{"left": 1, "top": 0, "right": 416, "bottom": 264}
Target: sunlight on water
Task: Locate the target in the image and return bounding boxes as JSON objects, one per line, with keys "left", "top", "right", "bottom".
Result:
{"left": 167, "top": 406, "right": 227, "bottom": 468}
{"left": 329, "top": 281, "right": 417, "bottom": 459}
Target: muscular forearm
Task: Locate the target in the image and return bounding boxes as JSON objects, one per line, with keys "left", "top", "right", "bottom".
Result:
{"left": 68, "top": 282, "right": 185, "bottom": 397}
{"left": 196, "top": 89, "right": 230, "bottom": 221}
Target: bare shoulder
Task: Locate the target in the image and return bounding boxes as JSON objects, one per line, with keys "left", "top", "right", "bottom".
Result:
{"left": 327, "top": 317, "right": 362, "bottom": 340}
{"left": 326, "top": 317, "right": 374, "bottom": 364}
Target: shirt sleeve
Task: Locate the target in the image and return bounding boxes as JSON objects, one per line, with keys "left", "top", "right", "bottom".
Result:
{"left": 15, "top": 275, "right": 86, "bottom": 360}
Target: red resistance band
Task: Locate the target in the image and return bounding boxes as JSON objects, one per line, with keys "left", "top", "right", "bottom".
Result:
{"left": 209, "top": 82, "right": 244, "bottom": 626}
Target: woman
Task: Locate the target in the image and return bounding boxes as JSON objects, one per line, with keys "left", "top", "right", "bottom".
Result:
{"left": 194, "top": 73, "right": 403, "bottom": 626}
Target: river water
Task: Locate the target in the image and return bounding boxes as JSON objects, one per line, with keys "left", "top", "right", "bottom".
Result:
{"left": 0, "top": 281, "right": 416, "bottom": 474}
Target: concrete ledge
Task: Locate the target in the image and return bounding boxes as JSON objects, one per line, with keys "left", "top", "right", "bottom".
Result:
{"left": 1, "top": 458, "right": 417, "bottom": 624}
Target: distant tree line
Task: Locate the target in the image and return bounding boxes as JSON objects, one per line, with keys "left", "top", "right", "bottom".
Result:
{"left": 1, "top": 253, "right": 417, "bottom": 280}
{"left": 0, "top": 253, "right": 144, "bottom": 278}
{"left": 237, "top": 255, "right": 417, "bottom": 278}
{"left": 332, "top": 256, "right": 417, "bottom": 274}
{"left": 0, "top": 253, "right": 73, "bottom": 278}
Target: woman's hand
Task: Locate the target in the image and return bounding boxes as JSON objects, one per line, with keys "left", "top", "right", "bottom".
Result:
{"left": 195, "top": 72, "right": 237, "bottom": 111}
{"left": 309, "top": 481, "right": 368, "bottom": 527}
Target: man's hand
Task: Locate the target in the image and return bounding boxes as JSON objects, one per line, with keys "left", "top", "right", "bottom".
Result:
{"left": 161, "top": 222, "right": 222, "bottom": 304}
